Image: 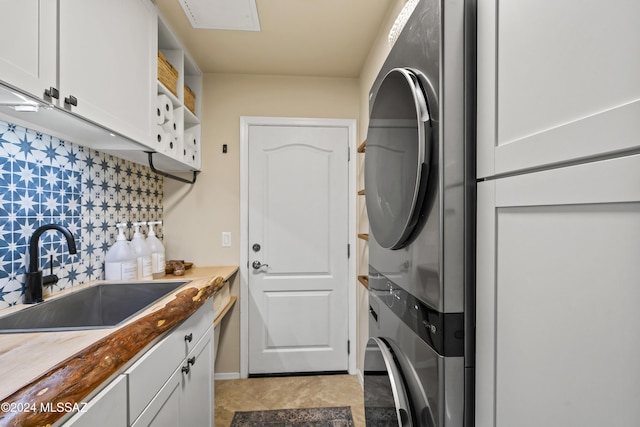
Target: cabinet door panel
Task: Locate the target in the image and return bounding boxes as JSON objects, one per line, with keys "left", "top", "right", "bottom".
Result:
{"left": 476, "top": 155, "right": 640, "bottom": 427}
{"left": 495, "top": 203, "right": 640, "bottom": 427}
{"left": 477, "top": 0, "right": 640, "bottom": 177}
{"left": 59, "top": 0, "right": 156, "bottom": 145}
{"left": 0, "top": 0, "right": 56, "bottom": 98}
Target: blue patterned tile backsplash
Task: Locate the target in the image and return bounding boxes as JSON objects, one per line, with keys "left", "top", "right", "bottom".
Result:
{"left": 0, "top": 120, "right": 163, "bottom": 309}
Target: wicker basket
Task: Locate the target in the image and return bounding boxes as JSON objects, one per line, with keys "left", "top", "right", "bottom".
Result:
{"left": 184, "top": 84, "right": 196, "bottom": 115}
{"left": 158, "top": 51, "right": 178, "bottom": 96}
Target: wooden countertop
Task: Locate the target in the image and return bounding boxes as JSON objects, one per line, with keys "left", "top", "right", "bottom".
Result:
{"left": 0, "top": 266, "right": 238, "bottom": 426}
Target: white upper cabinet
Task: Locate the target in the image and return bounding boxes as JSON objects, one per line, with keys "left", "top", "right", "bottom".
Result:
{"left": 0, "top": 0, "right": 57, "bottom": 99}
{"left": 59, "top": 0, "right": 156, "bottom": 146}
{"left": 477, "top": 0, "right": 640, "bottom": 178}
{"left": 0, "top": 0, "right": 203, "bottom": 172}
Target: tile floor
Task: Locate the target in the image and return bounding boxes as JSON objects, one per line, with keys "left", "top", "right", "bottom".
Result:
{"left": 214, "top": 374, "right": 365, "bottom": 426}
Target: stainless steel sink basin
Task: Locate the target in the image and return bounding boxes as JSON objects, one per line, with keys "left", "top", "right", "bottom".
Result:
{"left": 0, "top": 281, "right": 190, "bottom": 333}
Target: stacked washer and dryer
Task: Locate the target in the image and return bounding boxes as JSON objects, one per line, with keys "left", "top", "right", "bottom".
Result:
{"left": 363, "top": 0, "right": 475, "bottom": 426}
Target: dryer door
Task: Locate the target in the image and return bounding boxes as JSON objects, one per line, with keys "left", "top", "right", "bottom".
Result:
{"left": 364, "top": 337, "right": 413, "bottom": 426}
{"left": 365, "top": 68, "right": 434, "bottom": 250}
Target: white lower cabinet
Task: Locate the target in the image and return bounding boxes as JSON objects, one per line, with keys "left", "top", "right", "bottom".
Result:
{"left": 132, "top": 325, "right": 214, "bottom": 427}
{"left": 181, "top": 327, "right": 214, "bottom": 427}
{"left": 476, "top": 155, "right": 640, "bottom": 427}
{"left": 64, "top": 375, "right": 127, "bottom": 427}
{"left": 62, "top": 302, "right": 214, "bottom": 427}
{"left": 127, "top": 302, "right": 215, "bottom": 427}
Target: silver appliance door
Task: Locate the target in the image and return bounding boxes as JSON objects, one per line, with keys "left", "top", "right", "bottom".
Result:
{"left": 365, "top": 68, "right": 434, "bottom": 250}
{"left": 364, "top": 337, "right": 413, "bottom": 426}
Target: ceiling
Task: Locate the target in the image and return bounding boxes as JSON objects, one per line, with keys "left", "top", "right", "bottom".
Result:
{"left": 154, "top": 0, "right": 395, "bottom": 78}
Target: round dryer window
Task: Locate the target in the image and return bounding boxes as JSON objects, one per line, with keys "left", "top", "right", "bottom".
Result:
{"left": 365, "top": 68, "right": 433, "bottom": 250}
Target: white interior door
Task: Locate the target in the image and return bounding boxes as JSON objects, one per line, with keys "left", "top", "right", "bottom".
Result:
{"left": 247, "top": 123, "right": 349, "bottom": 375}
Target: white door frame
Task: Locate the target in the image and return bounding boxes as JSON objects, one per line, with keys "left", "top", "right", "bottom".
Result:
{"left": 240, "top": 116, "right": 357, "bottom": 378}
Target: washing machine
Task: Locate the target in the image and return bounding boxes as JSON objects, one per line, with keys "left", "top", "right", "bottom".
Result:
{"left": 363, "top": 0, "right": 476, "bottom": 425}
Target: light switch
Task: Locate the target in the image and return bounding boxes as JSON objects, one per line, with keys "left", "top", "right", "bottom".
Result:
{"left": 222, "top": 232, "right": 231, "bottom": 247}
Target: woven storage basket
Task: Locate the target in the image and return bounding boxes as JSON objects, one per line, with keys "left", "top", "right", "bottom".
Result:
{"left": 158, "top": 51, "right": 178, "bottom": 96}
{"left": 184, "top": 84, "right": 196, "bottom": 114}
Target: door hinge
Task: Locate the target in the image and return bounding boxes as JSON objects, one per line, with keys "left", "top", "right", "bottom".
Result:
{"left": 347, "top": 146, "right": 351, "bottom": 162}
{"left": 347, "top": 340, "right": 351, "bottom": 355}
{"left": 347, "top": 244, "right": 350, "bottom": 258}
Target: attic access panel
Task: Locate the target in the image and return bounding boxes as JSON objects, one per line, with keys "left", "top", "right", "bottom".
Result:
{"left": 178, "top": 0, "right": 261, "bottom": 31}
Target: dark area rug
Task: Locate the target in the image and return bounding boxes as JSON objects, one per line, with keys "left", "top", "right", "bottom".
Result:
{"left": 230, "top": 406, "right": 355, "bottom": 427}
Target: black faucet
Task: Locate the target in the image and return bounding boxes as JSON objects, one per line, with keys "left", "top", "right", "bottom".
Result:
{"left": 23, "top": 224, "right": 78, "bottom": 304}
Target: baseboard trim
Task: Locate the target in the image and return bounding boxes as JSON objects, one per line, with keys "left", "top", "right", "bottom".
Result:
{"left": 214, "top": 372, "right": 241, "bottom": 380}
{"left": 355, "top": 369, "right": 364, "bottom": 389}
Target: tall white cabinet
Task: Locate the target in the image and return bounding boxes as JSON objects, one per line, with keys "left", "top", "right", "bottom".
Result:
{"left": 476, "top": 1, "right": 640, "bottom": 426}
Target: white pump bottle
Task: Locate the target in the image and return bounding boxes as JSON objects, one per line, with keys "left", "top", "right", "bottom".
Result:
{"left": 131, "top": 222, "right": 153, "bottom": 280}
{"left": 146, "top": 221, "right": 166, "bottom": 279}
{"left": 104, "top": 223, "right": 137, "bottom": 280}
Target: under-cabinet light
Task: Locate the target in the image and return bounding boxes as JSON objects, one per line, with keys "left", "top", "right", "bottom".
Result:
{"left": 13, "top": 105, "right": 40, "bottom": 112}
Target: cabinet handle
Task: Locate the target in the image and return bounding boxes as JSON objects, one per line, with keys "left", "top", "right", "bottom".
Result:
{"left": 187, "top": 356, "right": 196, "bottom": 366}
{"left": 64, "top": 95, "right": 78, "bottom": 107}
{"left": 185, "top": 333, "right": 193, "bottom": 342}
{"left": 182, "top": 365, "right": 190, "bottom": 374}
{"left": 44, "top": 87, "right": 59, "bottom": 99}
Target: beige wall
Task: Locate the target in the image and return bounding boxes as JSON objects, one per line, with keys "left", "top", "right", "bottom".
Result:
{"left": 164, "top": 73, "right": 359, "bottom": 374}
{"left": 164, "top": 0, "right": 407, "bottom": 377}
{"left": 354, "top": 0, "right": 407, "bottom": 376}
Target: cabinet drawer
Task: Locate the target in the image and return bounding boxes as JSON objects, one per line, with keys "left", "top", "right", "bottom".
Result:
{"left": 126, "top": 303, "right": 214, "bottom": 423}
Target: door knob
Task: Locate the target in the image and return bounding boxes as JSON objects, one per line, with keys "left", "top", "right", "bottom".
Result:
{"left": 252, "top": 260, "right": 269, "bottom": 269}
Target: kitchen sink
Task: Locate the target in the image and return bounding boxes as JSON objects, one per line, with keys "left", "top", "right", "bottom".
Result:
{"left": 0, "top": 280, "right": 190, "bottom": 333}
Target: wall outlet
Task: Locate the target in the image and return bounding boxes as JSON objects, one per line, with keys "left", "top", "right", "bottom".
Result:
{"left": 221, "top": 232, "right": 231, "bottom": 247}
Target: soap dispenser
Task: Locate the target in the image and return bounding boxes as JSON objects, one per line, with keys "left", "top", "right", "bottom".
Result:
{"left": 146, "top": 221, "right": 166, "bottom": 279}
{"left": 131, "top": 222, "right": 153, "bottom": 280}
{"left": 104, "top": 223, "right": 137, "bottom": 280}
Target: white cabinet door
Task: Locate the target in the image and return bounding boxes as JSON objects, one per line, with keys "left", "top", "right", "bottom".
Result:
{"left": 477, "top": 0, "right": 640, "bottom": 178}
{"left": 132, "top": 326, "right": 214, "bottom": 427}
{"left": 128, "top": 303, "right": 214, "bottom": 427}
{"left": 59, "top": 0, "right": 156, "bottom": 145}
{"left": 64, "top": 375, "right": 127, "bottom": 427}
{"left": 476, "top": 154, "right": 640, "bottom": 427}
{"left": 0, "top": 0, "right": 56, "bottom": 98}
{"left": 181, "top": 325, "right": 214, "bottom": 427}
